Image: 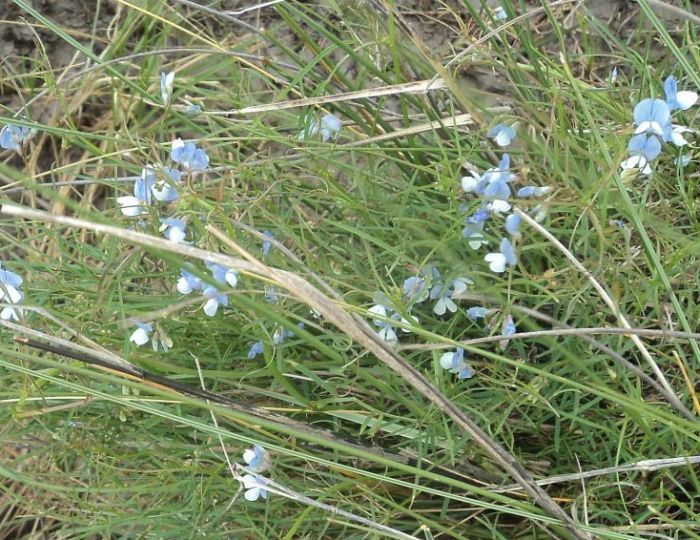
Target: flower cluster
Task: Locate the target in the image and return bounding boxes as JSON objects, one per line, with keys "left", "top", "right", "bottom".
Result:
{"left": 621, "top": 75, "right": 697, "bottom": 175}
{"left": 461, "top": 148, "right": 550, "bottom": 273}
{"left": 118, "top": 138, "right": 208, "bottom": 220}
{"left": 0, "top": 261, "right": 25, "bottom": 321}
{"left": 240, "top": 445, "right": 272, "bottom": 501}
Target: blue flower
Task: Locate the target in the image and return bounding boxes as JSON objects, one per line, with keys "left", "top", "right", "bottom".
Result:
{"left": 368, "top": 304, "right": 416, "bottom": 345}
{"left": 662, "top": 123, "right": 692, "bottom": 147}
{"left": 171, "top": 138, "right": 209, "bottom": 171}
{"left": 461, "top": 154, "right": 514, "bottom": 198}
{"left": 488, "top": 123, "right": 516, "bottom": 147}
{"left": 241, "top": 474, "right": 268, "bottom": 501}
{"left": 499, "top": 314, "right": 516, "bottom": 349}
{"left": 247, "top": 341, "right": 264, "bottom": 359}
{"left": 160, "top": 217, "right": 186, "bottom": 243}
{"left": 0, "top": 123, "right": 31, "bottom": 152}
{"left": 439, "top": 348, "right": 474, "bottom": 379}
{"left": 462, "top": 222, "right": 488, "bottom": 250}
{"left": 205, "top": 261, "right": 238, "bottom": 288}
{"left": 202, "top": 286, "right": 228, "bottom": 317}
{"left": 118, "top": 167, "right": 157, "bottom": 216}
{"left": 504, "top": 213, "right": 521, "bottom": 237}
{"left": 299, "top": 113, "right": 342, "bottom": 141}
{"left": 676, "top": 154, "right": 691, "bottom": 167}
{"left": 0, "top": 261, "right": 23, "bottom": 290}
{"left": 430, "top": 276, "right": 472, "bottom": 316}
{"left": 493, "top": 6, "right": 508, "bottom": 20}
{"left": 129, "top": 321, "right": 153, "bottom": 346}
{"left": 516, "top": 185, "right": 551, "bottom": 198}
{"left": 621, "top": 134, "right": 662, "bottom": 175}
{"left": 466, "top": 306, "right": 490, "bottom": 321}
{"left": 664, "top": 75, "right": 698, "bottom": 111}
{"left": 134, "top": 167, "right": 156, "bottom": 204}
{"left": 243, "top": 445, "right": 271, "bottom": 473}
{"left": 177, "top": 267, "right": 203, "bottom": 294}
{"left": 184, "top": 103, "right": 201, "bottom": 114}
{"left": 161, "top": 71, "right": 175, "bottom": 104}
{"left": 402, "top": 276, "right": 429, "bottom": 303}
{"left": 265, "top": 286, "right": 278, "bottom": 304}
{"left": 272, "top": 322, "right": 305, "bottom": 345}
{"left": 261, "top": 231, "right": 274, "bottom": 255}
{"left": 484, "top": 238, "right": 517, "bottom": 273}
{"left": 0, "top": 261, "right": 24, "bottom": 321}
{"left": 485, "top": 199, "right": 511, "bottom": 214}
{"left": 320, "top": 113, "right": 341, "bottom": 141}
{"left": 609, "top": 66, "right": 619, "bottom": 84}
{"left": 633, "top": 98, "right": 671, "bottom": 136}
{"left": 502, "top": 314, "right": 516, "bottom": 336}
{"left": 151, "top": 167, "right": 182, "bottom": 202}
{"left": 466, "top": 208, "right": 491, "bottom": 224}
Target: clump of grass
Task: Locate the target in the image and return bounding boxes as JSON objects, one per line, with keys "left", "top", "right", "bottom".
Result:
{"left": 1, "top": 1, "right": 699, "bottom": 539}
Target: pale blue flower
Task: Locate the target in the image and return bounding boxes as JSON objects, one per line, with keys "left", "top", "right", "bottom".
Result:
{"left": 488, "top": 123, "right": 516, "bottom": 147}
{"left": 633, "top": 98, "right": 671, "bottom": 136}
{"left": 484, "top": 237, "right": 517, "bottom": 273}
{"left": 517, "top": 186, "right": 551, "bottom": 198}
{"left": 151, "top": 167, "right": 182, "bottom": 202}
{"left": 462, "top": 222, "right": 488, "bottom": 249}
{"left": 134, "top": 167, "right": 156, "bottom": 204}
{"left": 177, "top": 268, "right": 203, "bottom": 294}
{"left": 430, "top": 276, "right": 472, "bottom": 316}
{"left": 485, "top": 199, "right": 511, "bottom": 214}
{"left": 499, "top": 314, "right": 516, "bottom": 349}
{"left": 243, "top": 445, "right": 271, "bottom": 473}
{"left": 161, "top": 71, "right": 175, "bottom": 104}
{"left": 664, "top": 75, "right": 698, "bottom": 111}
{"left": 299, "top": 113, "right": 342, "bottom": 141}
{"left": 402, "top": 276, "right": 429, "bottom": 303}
{"left": 531, "top": 204, "right": 548, "bottom": 223}
{"left": 241, "top": 474, "right": 268, "bottom": 501}
{"left": 0, "top": 262, "right": 24, "bottom": 321}
{"left": 129, "top": 321, "right": 153, "bottom": 346}
{"left": 461, "top": 154, "right": 514, "bottom": 198}
{"left": 439, "top": 347, "right": 474, "bottom": 379}
{"left": 676, "top": 154, "right": 691, "bottom": 167}
{"left": 0, "top": 262, "right": 23, "bottom": 290}
{"left": 621, "top": 134, "right": 662, "bottom": 175}
{"left": 247, "top": 341, "right": 264, "bottom": 359}
{"left": 368, "top": 304, "right": 416, "bottom": 345}
{"left": 205, "top": 261, "right": 238, "bottom": 288}
{"left": 502, "top": 314, "right": 516, "bottom": 336}
{"left": 466, "top": 208, "right": 490, "bottom": 224}
{"left": 265, "top": 286, "right": 278, "bottom": 304}
{"left": 504, "top": 213, "right": 521, "bottom": 237}
{"left": 202, "top": 286, "right": 228, "bottom": 316}
{"left": 185, "top": 104, "right": 201, "bottom": 114}
{"left": 262, "top": 231, "right": 274, "bottom": 255}
{"left": 160, "top": 217, "right": 186, "bottom": 243}
{"left": 171, "top": 138, "right": 209, "bottom": 171}
{"left": 271, "top": 322, "right": 305, "bottom": 345}
{"left": 0, "top": 124, "right": 31, "bottom": 152}
{"left": 662, "top": 123, "right": 693, "bottom": 147}
{"left": 493, "top": 6, "right": 508, "bottom": 21}
{"left": 466, "top": 306, "right": 490, "bottom": 321}
{"left": 320, "top": 113, "right": 341, "bottom": 141}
